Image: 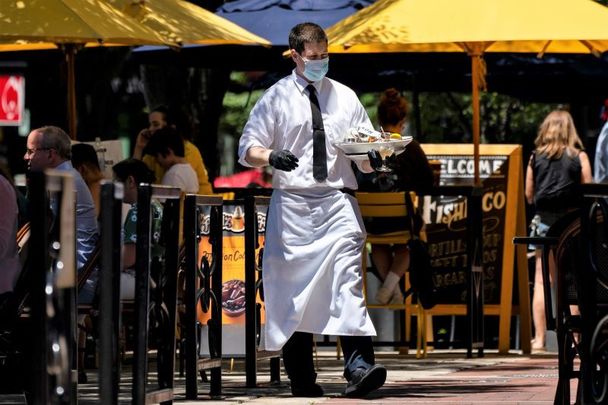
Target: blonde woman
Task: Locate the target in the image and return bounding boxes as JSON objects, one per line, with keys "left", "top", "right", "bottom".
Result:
{"left": 525, "top": 109, "right": 593, "bottom": 352}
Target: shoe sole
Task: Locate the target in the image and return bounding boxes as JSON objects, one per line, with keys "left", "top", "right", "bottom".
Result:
{"left": 344, "top": 365, "right": 387, "bottom": 398}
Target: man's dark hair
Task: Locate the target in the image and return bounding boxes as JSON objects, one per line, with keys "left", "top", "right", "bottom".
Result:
{"left": 71, "top": 143, "right": 101, "bottom": 171}
{"left": 146, "top": 127, "right": 185, "bottom": 157}
{"left": 112, "top": 158, "right": 155, "bottom": 185}
{"left": 289, "top": 22, "right": 328, "bottom": 54}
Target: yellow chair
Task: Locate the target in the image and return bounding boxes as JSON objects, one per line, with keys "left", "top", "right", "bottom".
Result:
{"left": 355, "top": 191, "right": 432, "bottom": 358}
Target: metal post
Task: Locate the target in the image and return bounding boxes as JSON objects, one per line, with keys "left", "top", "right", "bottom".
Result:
{"left": 184, "top": 196, "right": 198, "bottom": 399}
{"left": 210, "top": 204, "right": 223, "bottom": 396}
{"left": 99, "top": 182, "right": 122, "bottom": 405}
{"left": 244, "top": 196, "right": 257, "bottom": 387}
{"left": 133, "top": 184, "right": 152, "bottom": 405}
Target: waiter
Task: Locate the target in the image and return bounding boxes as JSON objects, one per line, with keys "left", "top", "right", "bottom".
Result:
{"left": 238, "top": 23, "right": 386, "bottom": 398}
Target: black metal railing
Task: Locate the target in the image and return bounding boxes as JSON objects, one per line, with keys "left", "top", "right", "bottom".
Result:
{"left": 244, "top": 194, "right": 280, "bottom": 387}
{"left": 29, "top": 170, "right": 77, "bottom": 404}
{"left": 133, "top": 184, "right": 181, "bottom": 405}
{"left": 183, "top": 194, "right": 223, "bottom": 399}
{"left": 97, "top": 181, "right": 124, "bottom": 405}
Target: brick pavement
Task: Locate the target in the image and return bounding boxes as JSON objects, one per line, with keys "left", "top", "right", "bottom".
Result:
{"left": 75, "top": 351, "right": 577, "bottom": 404}
{"left": 325, "top": 355, "right": 573, "bottom": 404}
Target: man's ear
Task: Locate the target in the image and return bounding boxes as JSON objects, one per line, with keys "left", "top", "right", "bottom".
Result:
{"left": 290, "top": 49, "right": 298, "bottom": 62}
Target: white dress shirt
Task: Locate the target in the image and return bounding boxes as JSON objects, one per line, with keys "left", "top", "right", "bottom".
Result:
{"left": 238, "top": 70, "right": 373, "bottom": 190}
{"left": 595, "top": 121, "right": 608, "bottom": 183}
{"left": 162, "top": 163, "right": 199, "bottom": 193}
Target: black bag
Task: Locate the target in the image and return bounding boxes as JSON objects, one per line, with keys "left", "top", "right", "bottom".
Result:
{"left": 404, "top": 193, "right": 437, "bottom": 310}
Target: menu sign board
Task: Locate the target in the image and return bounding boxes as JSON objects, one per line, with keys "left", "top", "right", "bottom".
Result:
{"left": 420, "top": 144, "right": 530, "bottom": 354}
{"left": 422, "top": 154, "right": 508, "bottom": 304}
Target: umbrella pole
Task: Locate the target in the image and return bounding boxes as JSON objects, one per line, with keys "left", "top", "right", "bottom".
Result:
{"left": 471, "top": 54, "right": 481, "bottom": 185}
{"left": 66, "top": 44, "right": 77, "bottom": 140}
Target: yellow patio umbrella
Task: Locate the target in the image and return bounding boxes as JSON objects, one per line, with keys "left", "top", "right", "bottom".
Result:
{"left": 111, "top": 0, "right": 271, "bottom": 46}
{"left": 325, "top": 0, "right": 608, "bottom": 184}
{"left": 0, "top": 0, "right": 171, "bottom": 139}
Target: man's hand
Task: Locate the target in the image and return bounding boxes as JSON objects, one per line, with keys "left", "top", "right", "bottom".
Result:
{"left": 367, "top": 149, "right": 383, "bottom": 171}
{"left": 269, "top": 150, "right": 299, "bottom": 171}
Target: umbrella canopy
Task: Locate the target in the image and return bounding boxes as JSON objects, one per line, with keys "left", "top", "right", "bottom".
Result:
{"left": 0, "top": 0, "right": 168, "bottom": 48}
{"left": 112, "top": 0, "right": 270, "bottom": 46}
{"left": 216, "top": 0, "right": 373, "bottom": 46}
{"left": 326, "top": 0, "right": 608, "bottom": 183}
{"left": 0, "top": 0, "right": 170, "bottom": 138}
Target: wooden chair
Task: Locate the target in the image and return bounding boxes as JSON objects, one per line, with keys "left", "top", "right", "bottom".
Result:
{"left": 355, "top": 191, "right": 431, "bottom": 358}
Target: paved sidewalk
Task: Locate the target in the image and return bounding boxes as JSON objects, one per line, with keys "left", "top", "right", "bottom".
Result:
{"left": 75, "top": 350, "right": 576, "bottom": 404}
{"left": 157, "top": 350, "right": 573, "bottom": 404}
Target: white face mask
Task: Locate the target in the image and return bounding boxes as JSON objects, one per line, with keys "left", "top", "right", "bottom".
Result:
{"left": 301, "top": 56, "right": 329, "bottom": 82}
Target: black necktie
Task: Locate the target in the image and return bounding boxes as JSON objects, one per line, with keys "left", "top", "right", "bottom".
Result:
{"left": 306, "top": 85, "right": 328, "bottom": 182}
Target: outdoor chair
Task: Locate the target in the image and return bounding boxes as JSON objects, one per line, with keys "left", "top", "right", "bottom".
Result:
{"left": 0, "top": 222, "right": 32, "bottom": 395}
{"left": 514, "top": 210, "right": 582, "bottom": 405}
{"left": 355, "top": 191, "right": 431, "bottom": 358}
{"left": 572, "top": 185, "right": 608, "bottom": 404}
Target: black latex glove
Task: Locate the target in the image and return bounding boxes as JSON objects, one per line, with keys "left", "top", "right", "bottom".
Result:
{"left": 269, "top": 150, "right": 299, "bottom": 171}
{"left": 367, "top": 149, "right": 383, "bottom": 170}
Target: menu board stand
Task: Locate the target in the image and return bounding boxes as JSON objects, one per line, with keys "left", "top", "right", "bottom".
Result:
{"left": 421, "top": 144, "right": 531, "bottom": 354}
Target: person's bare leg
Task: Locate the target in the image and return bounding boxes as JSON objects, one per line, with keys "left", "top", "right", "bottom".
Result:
{"left": 375, "top": 245, "right": 409, "bottom": 304}
{"left": 532, "top": 250, "right": 546, "bottom": 350}
{"left": 386, "top": 246, "right": 409, "bottom": 302}
{"left": 388, "top": 245, "right": 409, "bottom": 280}
{"left": 371, "top": 244, "right": 392, "bottom": 281}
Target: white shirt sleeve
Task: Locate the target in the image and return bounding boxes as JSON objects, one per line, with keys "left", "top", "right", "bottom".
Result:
{"left": 238, "top": 91, "right": 275, "bottom": 167}
{"left": 595, "top": 122, "right": 608, "bottom": 183}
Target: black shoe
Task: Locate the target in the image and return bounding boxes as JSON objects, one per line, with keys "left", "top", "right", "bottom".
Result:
{"left": 344, "top": 364, "right": 386, "bottom": 398}
{"left": 291, "top": 383, "right": 324, "bottom": 397}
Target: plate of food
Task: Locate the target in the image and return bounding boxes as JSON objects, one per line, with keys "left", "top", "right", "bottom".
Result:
{"left": 334, "top": 126, "right": 413, "bottom": 156}
{"left": 336, "top": 138, "right": 412, "bottom": 155}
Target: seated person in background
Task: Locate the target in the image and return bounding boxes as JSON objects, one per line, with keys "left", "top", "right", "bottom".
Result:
{"left": 146, "top": 127, "right": 198, "bottom": 193}
{"left": 112, "top": 159, "right": 163, "bottom": 300}
{"left": 133, "top": 105, "right": 213, "bottom": 194}
{"left": 72, "top": 143, "right": 104, "bottom": 218}
{"left": 360, "top": 88, "right": 434, "bottom": 305}
{"left": 0, "top": 167, "right": 20, "bottom": 297}
{"left": 23, "top": 126, "right": 99, "bottom": 303}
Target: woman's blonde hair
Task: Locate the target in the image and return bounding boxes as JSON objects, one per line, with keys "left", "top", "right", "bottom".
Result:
{"left": 534, "top": 110, "right": 584, "bottom": 159}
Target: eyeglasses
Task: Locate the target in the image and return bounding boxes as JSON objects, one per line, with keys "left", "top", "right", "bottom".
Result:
{"left": 25, "top": 147, "right": 52, "bottom": 156}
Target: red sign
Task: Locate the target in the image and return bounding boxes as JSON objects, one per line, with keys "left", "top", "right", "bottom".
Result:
{"left": 0, "top": 75, "right": 24, "bottom": 126}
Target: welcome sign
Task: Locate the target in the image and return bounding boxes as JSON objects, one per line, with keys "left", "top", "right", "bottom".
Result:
{"left": 420, "top": 144, "right": 530, "bottom": 354}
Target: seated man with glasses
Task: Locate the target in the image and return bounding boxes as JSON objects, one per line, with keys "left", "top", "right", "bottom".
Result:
{"left": 23, "top": 126, "right": 99, "bottom": 303}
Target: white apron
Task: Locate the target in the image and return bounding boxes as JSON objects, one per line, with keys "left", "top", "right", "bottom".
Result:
{"left": 262, "top": 188, "right": 376, "bottom": 351}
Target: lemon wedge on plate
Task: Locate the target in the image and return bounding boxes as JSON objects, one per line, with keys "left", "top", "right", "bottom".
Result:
{"left": 389, "top": 133, "right": 402, "bottom": 140}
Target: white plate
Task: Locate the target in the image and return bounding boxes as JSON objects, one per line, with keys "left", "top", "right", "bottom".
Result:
{"left": 343, "top": 147, "right": 407, "bottom": 162}
{"left": 334, "top": 136, "right": 413, "bottom": 155}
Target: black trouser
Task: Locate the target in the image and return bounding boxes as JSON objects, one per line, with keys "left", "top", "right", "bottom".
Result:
{"left": 282, "top": 332, "right": 375, "bottom": 384}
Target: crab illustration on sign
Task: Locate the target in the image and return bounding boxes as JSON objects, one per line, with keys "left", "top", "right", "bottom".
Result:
{"left": 0, "top": 75, "right": 24, "bottom": 126}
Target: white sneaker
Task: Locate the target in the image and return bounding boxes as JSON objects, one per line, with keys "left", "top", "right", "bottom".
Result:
{"left": 375, "top": 286, "right": 393, "bottom": 305}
